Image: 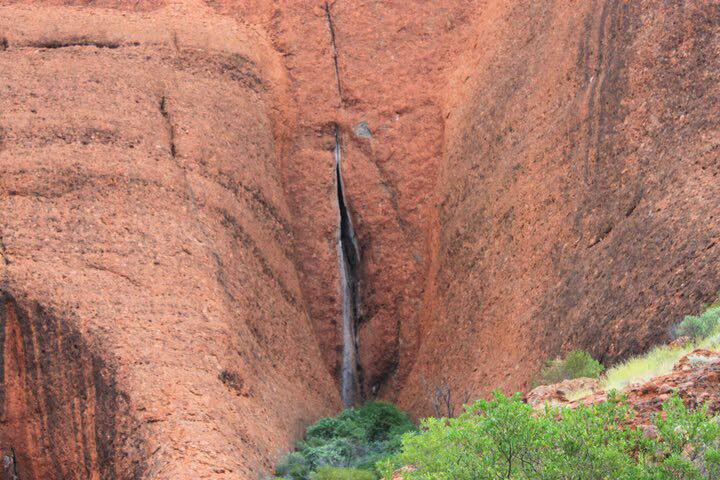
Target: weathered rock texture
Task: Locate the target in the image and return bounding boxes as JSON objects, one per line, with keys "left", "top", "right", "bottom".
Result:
{"left": 0, "top": 0, "right": 719, "bottom": 478}
{"left": 399, "top": 0, "right": 720, "bottom": 415}
{"left": 533, "top": 349, "right": 720, "bottom": 424}
{"left": 209, "top": 0, "right": 481, "bottom": 399}
{"left": 0, "top": 4, "right": 338, "bottom": 478}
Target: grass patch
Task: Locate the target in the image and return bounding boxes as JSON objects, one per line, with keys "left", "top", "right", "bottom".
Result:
{"left": 310, "top": 467, "right": 376, "bottom": 480}
{"left": 602, "top": 344, "right": 694, "bottom": 390}
{"left": 602, "top": 301, "right": 720, "bottom": 391}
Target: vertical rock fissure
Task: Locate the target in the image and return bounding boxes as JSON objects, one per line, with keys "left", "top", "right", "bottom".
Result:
{"left": 335, "top": 125, "right": 362, "bottom": 407}
{"left": 324, "top": 2, "right": 344, "bottom": 102}
{"left": 159, "top": 95, "right": 176, "bottom": 159}
{"left": 6, "top": 448, "right": 19, "bottom": 480}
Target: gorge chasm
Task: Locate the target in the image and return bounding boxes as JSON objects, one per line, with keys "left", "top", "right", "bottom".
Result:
{"left": 0, "top": 0, "right": 719, "bottom": 478}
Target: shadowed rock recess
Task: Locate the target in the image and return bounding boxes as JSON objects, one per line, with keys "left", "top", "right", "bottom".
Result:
{"left": 0, "top": 0, "right": 719, "bottom": 478}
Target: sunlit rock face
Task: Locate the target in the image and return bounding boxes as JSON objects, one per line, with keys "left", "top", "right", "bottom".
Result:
{"left": 399, "top": 0, "right": 720, "bottom": 414}
{"left": 0, "top": 5, "right": 338, "bottom": 478}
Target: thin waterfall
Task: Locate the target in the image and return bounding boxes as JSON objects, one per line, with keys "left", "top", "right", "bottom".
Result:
{"left": 334, "top": 126, "right": 361, "bottom": 407}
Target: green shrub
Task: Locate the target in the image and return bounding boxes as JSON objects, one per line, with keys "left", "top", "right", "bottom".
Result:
{"left": 276, "top": 402, "right": 415, "bottom": 480}
{"left": 674, "top": 306, "right": 720, "bottom": 340}
{"left": 383, "top": 391, "right": 720, "bottom": 479}
{"left": 310, "top": 467, "right": 376, "bottom": 480}
{"left": 535, "top": 349, "right": 604, "bottom": 385}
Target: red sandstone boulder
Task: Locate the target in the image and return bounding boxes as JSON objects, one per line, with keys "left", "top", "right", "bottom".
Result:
{"left": 526, "top": 377, "right": 601, "bottom": 408}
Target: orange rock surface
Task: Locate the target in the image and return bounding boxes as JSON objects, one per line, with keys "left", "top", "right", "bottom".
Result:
{"left": 0, "top": 5, "right": 338, "bottom": 478}
{"left": 0, "top": 1, "right": 719, "bottom": 478}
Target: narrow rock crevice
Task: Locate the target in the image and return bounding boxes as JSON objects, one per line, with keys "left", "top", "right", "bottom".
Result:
{"left": 335, "top": 125, "right": 362, "bottom": 407}
{"left": 0, "top": 233, "right": 9, "bottom": 293}
{"left": 0, "top": 235, "right": 8, "bottom": 266}
{"left": 27, "top": 39, "right": 127, "bottom": 49}
{"left": 324, "top": 2, "right": 344, "bottom": 103}
{"left": 2, "top": 448, "right": 20, "bottom": 480}
{"left": 159, "top": 96, "right": 177, "bottom": 159}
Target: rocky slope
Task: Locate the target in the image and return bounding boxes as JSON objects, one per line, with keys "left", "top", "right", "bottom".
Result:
{"left": 527, "top": 349, "right": 720, "bottom": 424}
{"left": 392, "top": 349, "right": 720, "bottom": 479}
{"left": 0, "top": 0, "right": 719, "bottom": 478}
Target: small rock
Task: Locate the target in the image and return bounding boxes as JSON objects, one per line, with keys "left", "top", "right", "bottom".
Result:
{"left": 669, "top": 336, "right": 691, "bottom": 348}
{"left": 354, "top": 121, "right": 372, "bottom": 138}
{"left": 658, "top": 384, "right": 674, "bottom": 394}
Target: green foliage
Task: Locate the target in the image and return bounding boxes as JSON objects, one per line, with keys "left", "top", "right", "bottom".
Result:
{"left": 276, "top": 402, "right": 415, "bottom": 480}
{"left": 310, "top": 467, "right": 376, "bottom": 480}
{"left": 674, "top": 306, "right": 720, "bottom": 340}
{"left": 384, "top": 392, "right": 720, "bottom": 479}
{"left": 536, "top": 350, "right": 604, "bottom": 385}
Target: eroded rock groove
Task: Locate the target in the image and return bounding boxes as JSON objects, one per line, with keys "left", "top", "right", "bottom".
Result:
{"left": 324, "top": 2, "right": 343, "bottom": 102}
{"left": 2, "top": 448, "right": 19, "bottom": 480}
{"left": 159, "top": 95, "right": 176, "bottom": 159}
{"left": 335, "top": 125, "right": 362, "bottom": 407}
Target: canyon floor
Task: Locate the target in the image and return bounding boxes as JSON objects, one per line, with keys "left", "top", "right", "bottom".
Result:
{"left": 1, "top": 0, "right": 719, "bottom": 478}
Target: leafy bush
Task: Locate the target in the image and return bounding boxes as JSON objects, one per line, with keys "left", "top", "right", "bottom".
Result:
{"left": 674, "top": 306, "right": 720, "bottom": 340}
{"left": 311, "top": 467, "right": 376, "bottom": 480}
{"left": 276, "top": 402, "right": 415, "bottom": 480}
{"left": 381, "top": 392, "right": 720, "bottom": 479}
{"left": 535, "top": 349, "right": 604, "bottom": 385}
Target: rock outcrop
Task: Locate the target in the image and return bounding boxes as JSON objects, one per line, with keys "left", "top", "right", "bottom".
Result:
{"left": 530, "top": 349, "right": 720, "bottom": 424}
{"left": 525, "top": 377, "right": 601, "bottom": 409}
{"left": 0, "top": 0, "right": 719, "bottom": 478}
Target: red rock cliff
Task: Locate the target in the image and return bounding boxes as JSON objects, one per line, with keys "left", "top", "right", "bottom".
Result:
{"left": 0, "top": 0, "right": 719, "bottom": 478}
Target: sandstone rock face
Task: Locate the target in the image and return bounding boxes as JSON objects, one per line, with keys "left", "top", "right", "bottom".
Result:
{"left": 1, "top": 0, "right": 719, "bottom": 478}
{"left": 207, "top": 0, "right": 481, "bottom": 399}
{"left": 0, "top": 4, "right": 338, "bottom": 478}
{"left": 399, "top": 0, "right": 720, "bottom": 414}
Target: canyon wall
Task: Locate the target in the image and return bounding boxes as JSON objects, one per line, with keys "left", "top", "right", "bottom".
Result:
{"left": 0, "top": 0, "right": 719, "bottom": 478}
{"left": 399, "top": 0, "right": 720, "bottom": 413}
{"left": 206, "top": 0, "right": 482, "bottom": 399}
{"left": 0, "top": 4, "right": 338, "bottom": 478}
